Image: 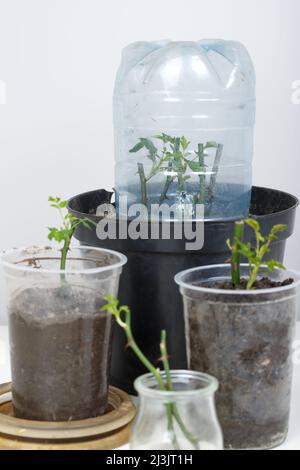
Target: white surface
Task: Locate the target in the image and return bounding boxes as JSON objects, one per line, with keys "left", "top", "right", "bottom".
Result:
{"left": 0, "top": 0, "right": 300, "bottom": 323}
{"left": 1, "top": 324, "right": 300, "bottom": 450}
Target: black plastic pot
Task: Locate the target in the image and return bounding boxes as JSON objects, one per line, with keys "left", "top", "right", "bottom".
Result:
{"left": 68, "top": 186, "right": 298, "bottom": 394}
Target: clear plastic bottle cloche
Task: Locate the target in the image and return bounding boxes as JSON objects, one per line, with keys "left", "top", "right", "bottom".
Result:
{"left": 113, "top": 40, "right": 256, "bottom": 221}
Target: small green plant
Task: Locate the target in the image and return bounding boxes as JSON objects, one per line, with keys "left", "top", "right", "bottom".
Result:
{"left": 227, "top": 219, "right": 287, "bottom": 289}
{"left": 129, "top": 134, "right": 222, "bottom": 211}
{"left": 48, "top": 197, "right": 95, "bottom": 270}
{"left": 101, "top": 296, "right": 199, "bottom": 450}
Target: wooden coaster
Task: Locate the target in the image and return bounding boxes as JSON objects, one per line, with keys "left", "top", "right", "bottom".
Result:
{"left": 0, "top": 382, "right": 135, "bottom": 450}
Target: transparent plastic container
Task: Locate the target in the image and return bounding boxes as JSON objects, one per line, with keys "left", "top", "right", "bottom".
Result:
{"left": 130, "top": 370, "right": 223, "bottom": 450}
{"left": 175, "top": 264, "right": 300, "bottom": 449}
{"left": 1, "top": 246, "right": 127, "bottom": 421}
{"left": 114, "top": 40, "right": 256, "bottom": 220}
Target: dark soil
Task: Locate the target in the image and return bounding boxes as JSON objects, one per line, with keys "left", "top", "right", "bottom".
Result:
{"left": 185, "top": 282, "right": 297, "bottom": 449}
{"left": 203, "top": 277, "right": 294, "bottom": 290}
{"left": 9, "top": 285, "right": 113, "bottom": 421}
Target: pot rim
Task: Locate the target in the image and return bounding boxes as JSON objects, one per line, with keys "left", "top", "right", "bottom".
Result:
{"left": 134, "top": 370, "right": 219, "bottom": 399}
{"left": 67, "top": 185, "right": 299, "bottom": 223}
{"left": 0, "top": 245, "right": 127, "bottom": 275}
{"left": 175, "top": 263, "right": 300, "bottom": 295}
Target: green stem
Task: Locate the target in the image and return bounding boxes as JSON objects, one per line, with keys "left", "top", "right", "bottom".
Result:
{"left": 159, "top": 330, "right": 180, "bottom": 450}
{"left": 145, "top": 153, "right": 170, "bottom": 191}
{"left": 177, "top": 173, "right": 185, "bottom": 192}
{"left": 171, "top": 407, "right": 200, "bottom": 449}
{"left": 124, "top": 309, "right": 165, "bottom": 389}
{"left": 206, "top": 144, "right": 223, "bottom": 216}
{"left": 160, "top": 330, "right": 172, "bottom": 391}
{"left": 59, "top": 226, "right": 78, "bottom": 282}
{"left": 118, "top": 309, "right": 199, "bottom": 450}
{"left": 137, "top": 163, "right": 148, "bottom": 208}
{"left": 60, "top": 223, "right": 77, "bottom": 271}
{"left": 231, "top": 221, "right": 244, "bottom": 288}
{"left": 246, "top": 228, "right": 271, "bottom": 290}
{"left": 160, "top": 330, "right": 199, "bottom": 450}
{"left": 246, "top": 264, "right": 260, "bottom": 290}
{"left": 196, "top": 144, "right": 206, "bottom": 206}
{"left": 159, "top": 161, "right": 175, "bottom": 205}
{"left": 159, "top": 176, "right": 174, "bottom": 205}
{"left": 60, "top": 239, "right": 70, "bottom": 271}
{"left": 123, "top": 314, "right": 180, "bottom": 448}
{"left": 173, "top": 139, "right": 185, "bottom": 194}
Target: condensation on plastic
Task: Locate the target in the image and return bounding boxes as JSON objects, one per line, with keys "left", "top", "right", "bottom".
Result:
{"left": 114, "top": 40, "right": 256, "bottom": 220}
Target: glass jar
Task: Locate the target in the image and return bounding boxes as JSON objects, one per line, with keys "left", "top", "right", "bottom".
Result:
{"left": 114, "top": 40, "right": 255, "bottom": 221}
{"left": 130, "top": 370, "right": 223, "bottom": 450}
{"left": 1, "top": 246, "right": 127, "bottom": 421}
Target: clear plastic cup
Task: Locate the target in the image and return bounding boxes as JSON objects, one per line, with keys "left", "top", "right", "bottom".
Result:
{"left": 1, "top": 246, "right": 127, "bottom": 421}
{"left": 175, "top": 264, "right": 300, "bottom": 449}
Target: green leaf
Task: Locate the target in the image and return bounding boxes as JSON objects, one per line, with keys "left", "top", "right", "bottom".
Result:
{"left": 100, "top": 295, "right": 119, "bottom": 313}
{"left": 130, "top": 138, "right": 158, "bottom": 161}
{"left": 163, "top": 151, "right": 174, "bottom": 161}
{"left": 154, "top": 133, "right": 175, "bottom": 144}
{"left": 81, "top": 218, "right": 96, "bottom": 230}
{"left": 273, "top": 261, "right": 286, "bottom": 270}
{"left": 66, "top": 213, "right": 76, "bottom": 223}
{"left": 173, "top": 149, "right": 183, "bottom": 163}
{"left": 47, "top": 227, "right": 57, "bottom": 241}
{"left": 47, "top": 227, "right": 68, "bottom": 243}
{"left": 265, "top": 259, "right": 286, "bottom": 272}
{"left": 267, "top": 224, "right": 286, "bottom": 244}
{"left": 257, "top": 233, "right": 265, "bottom": 243}
{"left": 238, "top": 242, "right": 254, "bottom": 260}
{"left": 140, "top": 138, "right": 157, "bottom": 162}
{"left": 101, "top": 304, "right": 114, "bottom": 314}
{"left": 129, "top": 140, "right": 145, "bottom": 153}
{"left": 244, "top": 219, "right": 260, "bottom": 233}
{"left": 258, "top": 244, "right": 270, "bottom": 258}
{"left": 49, "top": 196, "right": 68, "bottom": 210}
{"left": 141, "top": 138, "right": 156, "bottom": 153}
{"left": 267, "top": 233, "right": 278, "bottom": 242}
{"left": 48, "top": 196, "right": 60, "bottom": 203}
{"left": 180, "top": 136, "right": 190, "bottom": 151}
{"left": 271, "top": 224, "right": 287, "bottom": 234}
{"left": 226, "top": 239, "right": 232, "bottom": 250}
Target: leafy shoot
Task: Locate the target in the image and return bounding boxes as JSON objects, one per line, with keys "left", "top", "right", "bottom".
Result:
{"left": 48, "top": 196, "right": 96, "bottom": 270}
{"left": 227, "top": 219, "right": 286, "bottom": 290}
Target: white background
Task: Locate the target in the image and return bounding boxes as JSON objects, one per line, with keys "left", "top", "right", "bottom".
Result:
{"left": 0, "top": 0, "right": 300, "bottom": 323}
